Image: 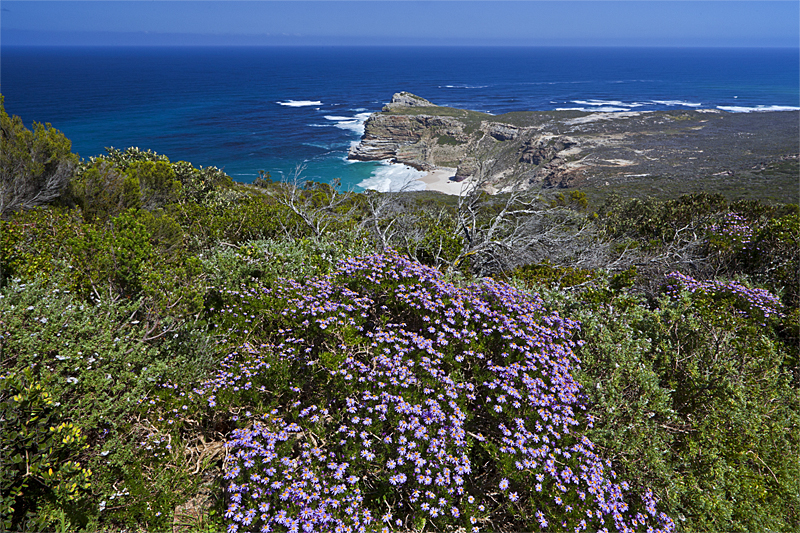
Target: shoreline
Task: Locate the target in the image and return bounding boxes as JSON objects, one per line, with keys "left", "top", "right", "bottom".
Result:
{"left": 419, "top": 167, "right": 471, "bottom": 196}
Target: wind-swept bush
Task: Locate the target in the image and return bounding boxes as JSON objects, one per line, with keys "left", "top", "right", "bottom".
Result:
{"left": 0, "top": 96, "right": 78, "bottom": 218}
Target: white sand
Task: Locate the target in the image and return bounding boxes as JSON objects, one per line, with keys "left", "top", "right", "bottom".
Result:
{"left": 420, "top": 167, "right": 472, "bottom": 196}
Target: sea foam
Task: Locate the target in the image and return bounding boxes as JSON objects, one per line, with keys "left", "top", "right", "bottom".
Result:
{"left": 278, "top": 100, "right": 323, "bottom": 107}
{"left": 358, "top": 161, "right": 426, "bottom": 193}
{"left": 557, "top": 106, "right": 632, "bottom": 113}
{"left": 572, "top": 99, "right": 646, "bottom": 108}
{"left": 325, "top": 112, "right": 372, "bottom": 136}
{"left": 717, "top": 105, "right": 800, "bottom": 113}
{"left": 652, "top": 100, "right": 703, "bottom": 107}
{"left": 441, "top": 84, "right": 490, "bottom": 89}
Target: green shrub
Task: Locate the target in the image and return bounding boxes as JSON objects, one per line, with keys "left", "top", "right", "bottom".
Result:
{"left": 0, "top": 368, "right": 92, "bottom": 530}
{"left": 542, "top": 273, "right": 800, "bottom": 533}
{"left": 67, "top": 209, "right": 153, "bottom": 297}
{"left": 436, "top": 134, "right": 460, "bottom": 146}
{"left": 0, "top": 207, "right": 84, "bottom": 287}
{"left": 0, "top": 274, "right": 223, "bottom": 531}
{"left": 599, "top": 193, "right": 727, "bottom": 244}
{"left": 511, "top": 261, "right": 597, "bottom": 289}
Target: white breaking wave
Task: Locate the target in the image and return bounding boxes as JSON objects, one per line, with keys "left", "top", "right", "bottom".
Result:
{"left": 441, "top": 84, "right": 490, "bottom": 89}
{"left": 277, "top": 100, "right": 323, "bottom": 107}
{"left": 358, "top": 161, "right": 426, "bottom": 193}
{"left": 717, "top": 105, "right": 800, "bottom": 113}
{"left": 557, "top": 107, "right": 632, "bottom": 113}
{"left": 325, "top": 112, "right": 372, "bottom": 136}
{"left": 652, "top": 100, "right": 703, "bottom": 107}
{"left": 571, "top": 99, "right": 646, "bottom": 108}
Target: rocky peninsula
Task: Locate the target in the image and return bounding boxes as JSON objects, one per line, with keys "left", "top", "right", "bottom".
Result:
{"left": 349, "top": 92, "right": 799, "bottom": 199}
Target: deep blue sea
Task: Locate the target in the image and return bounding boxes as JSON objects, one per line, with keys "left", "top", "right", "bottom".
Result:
{"left": 2, "top": 46, "right": 798, "bottom": 191}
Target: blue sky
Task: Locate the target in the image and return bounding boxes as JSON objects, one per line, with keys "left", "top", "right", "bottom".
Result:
{"left": 2, "top": 1, "right": 798, "bottom": 47}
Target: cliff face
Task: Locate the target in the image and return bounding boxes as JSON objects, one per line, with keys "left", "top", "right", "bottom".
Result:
{"left": 348, "top": 93, "right": 471, "bottom": 171}
{"left": 348, "top": 93, "right": 799, "bottom": 193}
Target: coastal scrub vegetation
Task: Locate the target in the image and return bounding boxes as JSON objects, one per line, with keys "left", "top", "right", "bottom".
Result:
{"left": 1, "top": 99, "right": 798, "bottom": 533}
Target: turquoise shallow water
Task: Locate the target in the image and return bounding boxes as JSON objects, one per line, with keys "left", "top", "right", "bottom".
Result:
{"left": 2, "top": 46, "right": 798, "bottom": 191}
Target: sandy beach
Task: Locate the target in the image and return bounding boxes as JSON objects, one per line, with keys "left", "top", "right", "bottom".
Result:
{"left": 419, "top": 167, "right": 472, "bottom": 195}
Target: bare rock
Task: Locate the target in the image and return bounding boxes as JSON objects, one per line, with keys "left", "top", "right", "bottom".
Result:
{"left": 455, "top": 158, "right": 479, "bottom": 180}
{"left": 519, "top": 137, "right": 576, "bottom": 165}
{"left": 487, "top": 123, "right": 521, "bottom": 141}
{"left": 540, "top": 165, "right": 589, "bottom": 188}
{"left": 383, "top": 92, "right": 436, "bottom": 111}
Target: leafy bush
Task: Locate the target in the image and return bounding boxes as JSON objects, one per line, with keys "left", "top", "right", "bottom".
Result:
{"left": 542, "top": 271, "right": 800, "bottom": 533}
{"left": 599, "top": 193, "right": 727, "bottom": 245}
{"left": 69, "top": 161, "right": 139, "bottom": 222}
{"left": 0, "top": 207, "right": 84, "bottom": 287}
{"left": 0, "top": 275, "right": 221, "bottom": 531}
{"left": 71, "top": 148, "right": 235, "bottom": 219}
{"left": 201, "top": 234, "right": 375, "bottom": 295}
{"left": 511, "top": 261, "right": 597, "bottom": 289}
{"left": 0, "top": 368, "right": 92, "bottom": 531}
{"left": 67, "top": 208, "right": 153, "bottom": 297}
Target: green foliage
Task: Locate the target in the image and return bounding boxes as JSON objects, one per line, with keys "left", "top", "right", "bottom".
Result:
{"left": 69, "top": 162, "right": 138, "bottom": 222}
{"left": 124, "top": 160, "right": 182, "bottom": 210}
{"left": 436, "top": 134, "right": 460, "bottom": 146}
{"left": 201, "top": 234, "right": 374, "bottom": 295}
{"left": 72, "top": 149, "right": 235, "bottom": 219}
{"left": 0, "top": 95, "right": 78, "bottom": 218}
{"left": 599, "top": 192, "right": 727, "bottom": 244}
{"left": 551, "top": 190, "right": 589, "bottom": 210}
{"left": 511, "top": 261, "right": 597, "bottom": 288}
{"left": 68, "top": 209, "right": 153, "bottom": 297}
{"left": 0, "top": 207, "right": 84, "bottom": 287}
{"left": 543, "top": 274, "right": 800, "bottom": 533}
{"left": 0, "top": 368, "right": 92, "bottom": 530}
{"left": 711, "top": 206, "right": 799, "bottom": 308}
{"left": 173, "top": 195, "right": 297, "bottom": 248}
{"left": 252, "top": 170, "right": 273, "bottom": 188}
{"left": 0, "top": 274, "right": 222, "bottom": 531}
{"left": 86, "top": 146, "right": 169, "bottom": 168}
{"left": 399, "top": 208, "right": 463, "bottom": 269}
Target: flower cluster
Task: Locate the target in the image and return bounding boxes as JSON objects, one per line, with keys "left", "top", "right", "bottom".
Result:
{"left": 182, "top": 252, "right": 674, "bottom": 533}
{"left": 665, "top": 271, "right": 783, "bottom": 323}
{"left": 708, "top": 212, "right": 754, "bottom": 250}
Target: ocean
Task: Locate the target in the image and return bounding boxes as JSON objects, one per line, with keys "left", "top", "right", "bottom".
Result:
{"left": 2, "top": 46, "right": 798, "bottom": 192}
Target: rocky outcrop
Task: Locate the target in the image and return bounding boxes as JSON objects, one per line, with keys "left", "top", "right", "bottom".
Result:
{"left": 539, "top": 164, "right": 589, "bottom": 189}
{"left": 348, "top": 93, "right": 800, "bottom": 193}
{"left": 519, "top": 137, "right": 576, "bottom": 165}
{"left": 454, "top": 158, "right": 479, "bottom": 181}
{"left": 487, "top": 123, "right": 521, "bottom": 141}
{"left": 382, "top": 91, "right": 437, "bottom": 111}
{"left": 348, "top": 95, "right": 468, "bottom": 166}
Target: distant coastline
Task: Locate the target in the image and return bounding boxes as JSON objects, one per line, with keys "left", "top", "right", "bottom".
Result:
{"left": 348, "top": 92, "right": 799, "bottom": 200}
{"left": 3, "top": 46, "right": 798, "bottom": 191}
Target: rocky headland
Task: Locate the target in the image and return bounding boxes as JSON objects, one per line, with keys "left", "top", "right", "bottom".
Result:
{"left": 349, "top": 92, "right": 799, "bottom": 198}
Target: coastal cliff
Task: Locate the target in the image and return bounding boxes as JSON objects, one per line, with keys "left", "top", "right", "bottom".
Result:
{"left": 349, "top": 92, "right": 799, "bottom": 194}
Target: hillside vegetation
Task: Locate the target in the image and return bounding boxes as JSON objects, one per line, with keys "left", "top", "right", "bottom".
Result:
{"left": 1, "top": 99, "right": 798, "bottom": 533}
